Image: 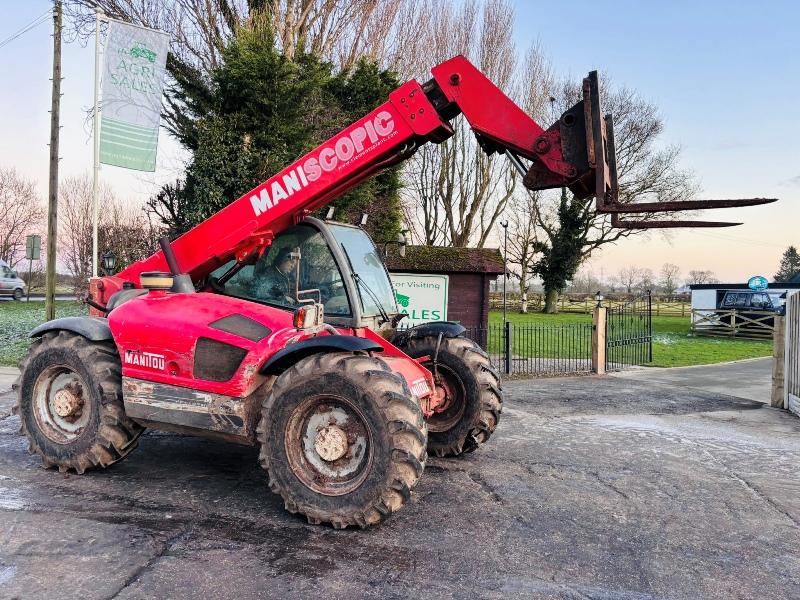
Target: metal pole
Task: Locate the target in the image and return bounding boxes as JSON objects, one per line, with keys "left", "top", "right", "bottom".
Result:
{"left": 26, "top": 257, "right": 33, "bottom": 302}
{"left": 92, "top": 9, "right": 102, "bottom": 278}
{"left": 501, "top": 220, "right": 508, "bottom": 322}
{"left": 45, "top": 1, "right": 62, "bottom": 322}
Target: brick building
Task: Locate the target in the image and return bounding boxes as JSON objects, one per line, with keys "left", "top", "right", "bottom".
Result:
{"left": 385, "top": 246, "right": 505, "bottom": 329}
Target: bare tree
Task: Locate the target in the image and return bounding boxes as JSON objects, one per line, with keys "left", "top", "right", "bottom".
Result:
{"left": 659, "top": 262, "right": 681, "bottom": 295}
{"left": 638, "top": 267, "right": 655, "bottom": 294}
{"left": 403, "top": 0, "right": 518, "bottom": 248}
{"left": 567, "top": 267, "right": 604, "bottom": 295}
{"left": 687, "top": 269, "right": 718, "bottom": 285}
{"left": 504, "top": 190, "right": 542, "bottom": 313}
{"left": 616, "top": 265, "right": 648, "bottom": 295}
{"left": 494, "top": 40, "right": 554, "bottom": 310}
{"left": 59, "top": 175, "right": 160, "bottom": 295}
{"left": 66, "top": 0, "right": 433, "bottom": 78}
{"left": 0, "top": 167, "right": 44, "bottom": 269}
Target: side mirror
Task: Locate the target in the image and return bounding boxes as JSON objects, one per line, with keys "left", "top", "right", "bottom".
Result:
{"left": 384, "top": 230, "right": 409, "bottom": 258}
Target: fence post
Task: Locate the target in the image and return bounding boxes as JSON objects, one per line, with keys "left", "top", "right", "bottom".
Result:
{"left": 772, "top": 315, "right": 786, "bottom": 408}
{"left": 504, "top": 320, "right": 513, "bottom": 376}
{"left": 592, "top": 305, "right": 607, "bottom": 375}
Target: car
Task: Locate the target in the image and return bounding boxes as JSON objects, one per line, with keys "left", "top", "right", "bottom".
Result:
{"left": 717, "top": 290, "right": 783, "bottom": 328}
{"left": 0, "top": 260, "right": 26, "bottom": 300}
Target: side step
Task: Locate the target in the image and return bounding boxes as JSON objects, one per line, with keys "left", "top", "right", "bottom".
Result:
{"left": 122, "top": 377, "right": 262, "bottom": 445}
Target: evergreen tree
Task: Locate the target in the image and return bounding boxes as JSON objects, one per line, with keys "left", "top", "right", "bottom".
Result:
{"left": 150, "top": 25, "right": 402, "bottom": 242}
{"left": 531, "top": 188, "right": 589, "bottom": 313}
{"left": 774, "top": 246, "right": 800, "bottom": 282}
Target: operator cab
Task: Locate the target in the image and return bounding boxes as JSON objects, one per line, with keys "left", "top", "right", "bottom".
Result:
{"left": 210, "top": 218, "right": 400, "bottom": 332}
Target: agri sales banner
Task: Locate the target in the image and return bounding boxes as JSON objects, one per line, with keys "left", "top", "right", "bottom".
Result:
{"left": 99, "top": 20, "right": 169, "bottom": 172}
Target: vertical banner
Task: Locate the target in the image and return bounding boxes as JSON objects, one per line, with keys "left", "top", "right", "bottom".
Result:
{"left": 99, "top": 21, "right": 169, "bottom": 172}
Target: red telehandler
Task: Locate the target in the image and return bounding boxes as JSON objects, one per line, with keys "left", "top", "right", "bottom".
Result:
{"left": 14, "top": 56, "right": 773, "bottom": 528}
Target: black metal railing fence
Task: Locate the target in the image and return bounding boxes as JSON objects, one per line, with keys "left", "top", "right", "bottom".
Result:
{"left": 461, "top": 322, "right": 594, "bottom": 376}
{"left": 605, "top": 292, "right": 653, "bottom": 370}
{"left": 397, "top": 293, "right": 652, "bottom": 377}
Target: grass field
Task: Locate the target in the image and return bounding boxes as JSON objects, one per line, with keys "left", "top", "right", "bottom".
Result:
{"left": 0, "top": 300, "right": 85, "bottom": 366}
{"left": 0, "top": 300, "right": 773, "bottom": 369}
{"left": 488, "top": 310, "right": 773, "bottom": 368}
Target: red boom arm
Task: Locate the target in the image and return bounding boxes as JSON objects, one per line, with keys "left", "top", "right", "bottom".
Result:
{"left": 94, "top": 55, "right": 773, "bottom": 306}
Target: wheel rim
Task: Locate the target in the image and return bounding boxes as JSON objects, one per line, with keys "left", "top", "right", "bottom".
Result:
{"left": 284, "top": 395, "right": 372, "bottom": 496}
{"left": 32, "top": 365, "right": 92, "bottom": 444}
{"left": 425, "top": 363, "right": 467, "bottom": 433}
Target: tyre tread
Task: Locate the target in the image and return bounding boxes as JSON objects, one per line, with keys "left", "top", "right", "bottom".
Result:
{"left": 15, "top": 332, "right": 143, "bottom": 473}
{"left": 256, "top": 352, "right": 427, "bottom": 529}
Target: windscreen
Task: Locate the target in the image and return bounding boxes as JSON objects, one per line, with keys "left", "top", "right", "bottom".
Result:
{"left": 328, "top": 224, "right": 398, "bottom": 318}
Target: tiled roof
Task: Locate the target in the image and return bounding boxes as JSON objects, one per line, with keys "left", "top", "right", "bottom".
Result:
{"left": 385, "top": 245, "right": 505, "bottom": 275}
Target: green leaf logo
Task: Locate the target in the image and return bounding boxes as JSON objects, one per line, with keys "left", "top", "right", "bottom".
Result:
{"left": 130, "top": 43, "right": 157, "bottom": 63}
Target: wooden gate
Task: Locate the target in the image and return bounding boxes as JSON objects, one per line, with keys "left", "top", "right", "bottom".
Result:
{"left": 787, "top": 293, "right": 800, "bottom": 415}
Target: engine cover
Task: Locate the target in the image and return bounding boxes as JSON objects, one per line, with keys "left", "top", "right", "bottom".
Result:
{"left": 108, "top": 291, "right": 296, "bottom": 398}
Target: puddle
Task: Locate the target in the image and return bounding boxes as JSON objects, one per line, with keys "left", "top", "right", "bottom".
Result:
{"left": 0, "top": 488, "right": 26, "bottom": 510}
{"left": 0, "top": 565, "right": 16, "bottom": 585}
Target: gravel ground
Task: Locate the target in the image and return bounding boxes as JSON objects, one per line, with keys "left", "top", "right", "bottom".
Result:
{"left": 1, "top": 374, "right": 799, "bottom": 599}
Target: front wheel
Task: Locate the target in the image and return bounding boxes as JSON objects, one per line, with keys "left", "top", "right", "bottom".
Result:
{"left": 13, "top": 288, "right": 23, "bottom": 300}
{"left": 13, "top": 331, "right": 144, "bottom": 473}
{"left": 257, "top": 352, "right": 427, "bottom": 529}
{"left": 400, "top": 335, "right": 502, "bottom": 457}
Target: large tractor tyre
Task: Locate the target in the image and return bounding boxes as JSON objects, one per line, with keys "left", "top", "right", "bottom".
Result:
{"left": 257, "top": 352, "right": 427, "bottom": 529}
{"left": 13, "top": 331, "right": 144, "bottom": 474}
{"left": 401, "top": 335, "right": 502, "bottom": 457}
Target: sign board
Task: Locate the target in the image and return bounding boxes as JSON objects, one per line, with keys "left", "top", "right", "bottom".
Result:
{"left": 25, "top": 235, "right": 41, "bottom": 261}
{"left": 100, "top": 20, "right": 170, "bottom": 171}
{"left": 389, "top": 273, "right": 448, "bottom": 326}
{"left": 748, "top": 275, "right": 769, "bottom": 291}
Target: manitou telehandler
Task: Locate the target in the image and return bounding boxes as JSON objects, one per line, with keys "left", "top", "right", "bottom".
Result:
{"left": 14, "top": 55, "right": 773, "bottom": 528}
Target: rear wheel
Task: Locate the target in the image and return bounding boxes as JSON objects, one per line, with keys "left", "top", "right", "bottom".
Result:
{"left": 257, "top": 352, "right": 427, "bottom": 528}
{"left": 400, "top": 335, "right": 502, "bottom": 457}
{"left": 13, "top": 331, "right": 143, "bottom": 473}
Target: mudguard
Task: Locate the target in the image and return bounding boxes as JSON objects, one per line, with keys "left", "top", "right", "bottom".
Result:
{"left": 30, "top": 316, "right": 113, "bottom": 342}
{"left": 391, "top": 321, "right": 466, "bottom": 348}
{"left": 260, "top": 335, "right": 384, "bottom": 375}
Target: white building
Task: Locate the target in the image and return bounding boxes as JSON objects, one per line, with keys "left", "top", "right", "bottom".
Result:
{"left": 690, "top": 281, "right": 800, "bottom": 319}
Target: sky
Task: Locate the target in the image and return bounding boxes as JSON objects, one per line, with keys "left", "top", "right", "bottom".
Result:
{"left": 0, "top": 0, "right": 797, "bottom": 283}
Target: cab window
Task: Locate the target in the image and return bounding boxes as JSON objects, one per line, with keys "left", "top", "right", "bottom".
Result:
{"left": 722, "top": 293, "right": 739, "bottom": 308}
{"left": 751, "top": 293, "right": 771, "bottom": 309}
{"left": 212, "top": 224, "right": 352, "bottom": 316}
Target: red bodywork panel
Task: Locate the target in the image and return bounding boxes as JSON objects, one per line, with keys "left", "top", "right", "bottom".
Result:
{"left": 108, "top": 291, "right": 434, "bottom": 405}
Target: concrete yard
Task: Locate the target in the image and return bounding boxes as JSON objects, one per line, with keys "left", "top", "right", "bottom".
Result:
{"left": 1, "top": 368, "right": 799, "bottom": 599}
{"left": 611, "top": 357, "right": 774, "bottom": 404}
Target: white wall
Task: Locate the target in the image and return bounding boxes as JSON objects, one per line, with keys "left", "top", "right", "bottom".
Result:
{"left": 691, "top": 289, "right": 717, "bottom": 315}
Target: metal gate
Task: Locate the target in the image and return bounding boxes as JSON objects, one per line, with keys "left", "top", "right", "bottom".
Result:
{"left": 786, "top": 292, "right": 800, "bottom": 414}
{"left": 606, "top": 291, "right": 653, "bottom": 370}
